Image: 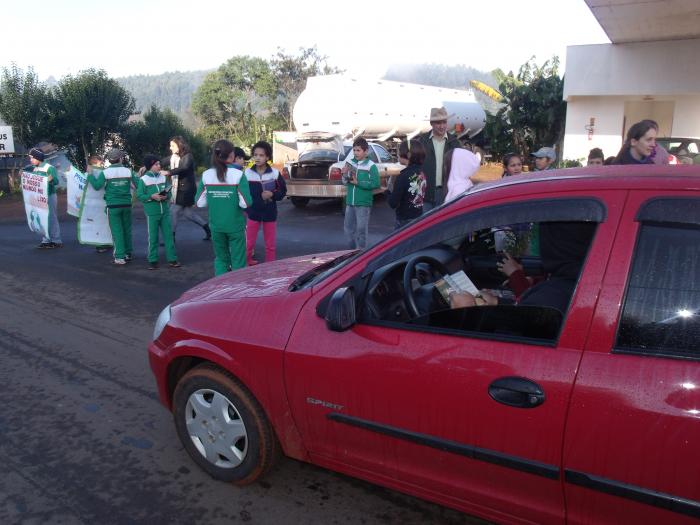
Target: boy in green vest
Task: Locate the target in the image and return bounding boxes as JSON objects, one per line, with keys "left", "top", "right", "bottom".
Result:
{"left": 136, "top": 154, "right": 180, "bottom": 270}
{"left": 87, "top": 149, "right": 139, "bottom": 264}
{"left": 29, "top": 148, "right": 63, "bottom": 248}
{"left": 341, "top": 137, "right": 380, "bottom": 249}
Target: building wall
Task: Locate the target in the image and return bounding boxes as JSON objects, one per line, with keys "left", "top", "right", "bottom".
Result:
{"left": 563, "top": 97, "right": 624, "bottom": 162}
{"left": 563, "top": 39, "right": 700, "bottom": 162}
{"left": 564, "top": 40, "right": 700, "bottom": 99}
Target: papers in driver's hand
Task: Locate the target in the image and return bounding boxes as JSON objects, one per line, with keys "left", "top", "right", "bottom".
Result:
{"left": 435, "top": 270, "right": 479, "bottom": 303}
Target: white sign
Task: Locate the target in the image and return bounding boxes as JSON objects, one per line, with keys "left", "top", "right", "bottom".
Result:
{"left": 66, "top": 165, "right": 87, "bottom": 217}
{"left": 0, "top": 126, "right": 14, "bottom": 154}
{"left": 21, "top": 171, "right": 49, "bottom": 238}
{"left": 77, "top": 183, "right": 113, "bottom": 246}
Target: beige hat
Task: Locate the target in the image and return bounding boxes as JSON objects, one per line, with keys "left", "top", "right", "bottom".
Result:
{"left": 429, "top": 107, "right": 453, "bottom": 122}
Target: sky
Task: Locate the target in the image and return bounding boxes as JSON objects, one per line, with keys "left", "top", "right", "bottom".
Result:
{"left": 3, "top": 0, "right": 610, "bottom": 80}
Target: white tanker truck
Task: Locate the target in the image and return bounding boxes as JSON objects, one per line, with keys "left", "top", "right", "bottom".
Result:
{"left": 292, "top": 74, "right": 486, "bottom": 140}
{"left": 280, "top": 75, "right": 487, "bottom": 207}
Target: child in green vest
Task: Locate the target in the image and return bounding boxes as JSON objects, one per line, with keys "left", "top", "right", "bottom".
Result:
{"left": 136, "top": 154, "right": 180, "bottom": 269}
{"left": 342, "top": 137, "right": 380, "bottom": 249}
{"left": 29, "top": 148, "right": 63, "bottom": 248}
{"left": 87, "top": 149, "right": 139, "bottom": 264}
{"left": 195, "top": 140, "right": 252, "bottom": 275}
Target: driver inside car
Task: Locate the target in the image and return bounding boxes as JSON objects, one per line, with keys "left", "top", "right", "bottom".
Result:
{"left": 445, "top": 221, "right": 597, "bottom": 316}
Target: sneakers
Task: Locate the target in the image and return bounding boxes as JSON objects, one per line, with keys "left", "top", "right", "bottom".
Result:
{"left": 37, "top": 242, "right": 52, "bottom": 249}
{"left": 168, "top": 261, "right": 182, "bottom": 268}
{"left": 148, "top": 262, "right": 159, "bottom": 270}
{"left": 96, "top": 246, "right": 110, "bottom": 253}
{"left": 124, "top": 254, "right": 133, "bottom": 262}
{"left": 113, "top": 258, "right": 127, "bottom": 265}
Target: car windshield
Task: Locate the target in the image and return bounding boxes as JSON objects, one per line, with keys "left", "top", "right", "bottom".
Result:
{"left": 299, "top": 150, "right": 341, "bottom": 162}
{"left": 289, "top": 251, "right": 360, "bottom": 291}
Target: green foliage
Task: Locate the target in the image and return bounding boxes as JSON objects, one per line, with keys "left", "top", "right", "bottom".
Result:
{"left": 123, "top": 104, "right": 208, "bottom": 168}
{"left": 561, "top": 158, "right": 583, "bottom": 168}
{"left": 270, "top": 46, "right": 342, "bottom": 130}
{"left": 0, "top": 64, "right": 54, "bottom": 147}
{"left": 52, "top": 69, "right": 134, "bottom": 170}
{"left": 486, "top": 57, "right": 566, "bottom": 160}
{"left": 193, "top": 55, "right": 285, "bottom": 147}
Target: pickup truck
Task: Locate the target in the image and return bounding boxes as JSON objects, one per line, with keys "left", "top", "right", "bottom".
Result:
{"left": 282, "top": 132, "right": 402, "bottom": 207}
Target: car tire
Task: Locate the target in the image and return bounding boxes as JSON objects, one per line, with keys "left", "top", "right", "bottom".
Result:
{"left": 172, "top": 364, "right": 280, "bottom": 485}
{"left": 290, "top": 197, "right": 310, "bottom": 208}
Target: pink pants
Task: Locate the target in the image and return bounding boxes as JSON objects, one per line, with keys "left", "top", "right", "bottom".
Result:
{"left": 246, "top": 219, "right": 277, "bottom": 264}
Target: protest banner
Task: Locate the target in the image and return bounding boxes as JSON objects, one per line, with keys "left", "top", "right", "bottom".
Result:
{"left": 21, "top": 171, "right": 49, "bottom": 238}
{"left": 66, "top": 165, "right": 87, "bottom": 217}
{"left": 77, "top": 184, "right": 113, "bottom": 246}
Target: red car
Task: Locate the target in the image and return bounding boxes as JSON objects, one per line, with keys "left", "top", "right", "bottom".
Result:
{"left": 149, "top": 166, "right": 700, "bottom": 525}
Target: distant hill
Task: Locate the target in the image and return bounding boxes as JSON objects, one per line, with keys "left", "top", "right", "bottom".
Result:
{"left": 116, "top": 70, "right": 211, "bottom": 127}
{"left": 383, "top": 63, "right": 501, "bottom": 114}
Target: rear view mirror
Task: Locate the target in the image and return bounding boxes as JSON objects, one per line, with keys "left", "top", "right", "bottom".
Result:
{"left": 325, "top": 287, "right": 356, "bottom": 332}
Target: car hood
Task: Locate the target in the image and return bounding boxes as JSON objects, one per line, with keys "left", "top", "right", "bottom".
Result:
{"left": 175, "top": 251, "right": 350, "bottom": 304}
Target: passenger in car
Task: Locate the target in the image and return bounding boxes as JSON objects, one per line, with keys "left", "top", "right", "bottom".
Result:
{"left": 449, "top": 222, "right": 597, "bottom": 315}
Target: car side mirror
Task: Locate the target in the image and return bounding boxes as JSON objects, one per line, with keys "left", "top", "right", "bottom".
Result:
{"left": 325, "top": 286, "right": 356, "bottom": 332}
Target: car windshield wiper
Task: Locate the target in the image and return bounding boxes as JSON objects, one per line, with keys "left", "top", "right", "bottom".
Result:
{"left": 288, "top": 251, "right": 359, "bottom": 291}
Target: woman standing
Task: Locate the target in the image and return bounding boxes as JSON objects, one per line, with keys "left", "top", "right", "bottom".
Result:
{"left": 161, "top": 136, "right": 211, "bottom": 240}
{"left": 613, "top": 120, "right": 657, "bottom": 165}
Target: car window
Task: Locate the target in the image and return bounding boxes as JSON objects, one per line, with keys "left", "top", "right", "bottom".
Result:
{"left": 374, "top": 144, "right": 393, "bottom": 163}
{"left": 615, "top": 223, "right": 700, "bottom": 359}
{"left": 367, "top": 147, "right": 379, "bottom": 163}
{"left": 361, "top": 211, "right": 600, "bottom": 344}
{"left": 299, "top": 150, "right": 342, "bottom": 162}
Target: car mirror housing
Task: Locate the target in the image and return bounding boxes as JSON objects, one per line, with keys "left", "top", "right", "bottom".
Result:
{"left": 325, "top": 287, "right": 356, "bottom": 332}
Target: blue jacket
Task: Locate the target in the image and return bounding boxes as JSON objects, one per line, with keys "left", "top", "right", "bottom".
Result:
{"left": 244, "top": 166, "right": 287, "bottom": 222}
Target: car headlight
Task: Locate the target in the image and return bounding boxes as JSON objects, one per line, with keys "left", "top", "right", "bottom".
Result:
{"left": 153, "top": 305, "right": 171, "bottom": 341}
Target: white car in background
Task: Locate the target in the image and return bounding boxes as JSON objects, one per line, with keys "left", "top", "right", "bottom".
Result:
{"left": 283, "top": 134, "right": 402, "bottom": 208}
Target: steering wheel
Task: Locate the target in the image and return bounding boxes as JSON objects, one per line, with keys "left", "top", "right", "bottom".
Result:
{"left": 403, "top": 255, "right": 450, "bottom": 318}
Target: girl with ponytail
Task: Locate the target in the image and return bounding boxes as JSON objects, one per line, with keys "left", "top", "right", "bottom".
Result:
{"left": 195, "top": 140, "right": 252, "bottom": 274}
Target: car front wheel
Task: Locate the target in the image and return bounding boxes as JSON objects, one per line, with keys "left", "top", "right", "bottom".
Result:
{"left": 173, "top": 364, "right": 280, "bottom": 485}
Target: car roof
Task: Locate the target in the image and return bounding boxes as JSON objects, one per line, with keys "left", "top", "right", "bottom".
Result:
{"left": 469, "top": 165, "right": 700, "bottom": 197}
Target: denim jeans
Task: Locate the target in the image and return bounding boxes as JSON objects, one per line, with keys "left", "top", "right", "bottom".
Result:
{"left": 344, "top": 205, "right": 371, "bottom": 249}
{"left": 42, "top": 193, "right": 62, "bottom": 243}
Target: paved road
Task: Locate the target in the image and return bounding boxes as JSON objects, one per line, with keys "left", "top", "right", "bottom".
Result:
{"left": 0, "top": 194, "right": 488, "bottom": 525}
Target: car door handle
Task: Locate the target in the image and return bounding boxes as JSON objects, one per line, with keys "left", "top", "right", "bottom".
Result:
{"left": 488, "top": 377, "right": 545, "bottom": 408}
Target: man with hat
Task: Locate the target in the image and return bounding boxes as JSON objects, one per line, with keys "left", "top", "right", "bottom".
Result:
{"left": 531, "top": 147, "right": 557, "bottom": 171}
{"left": 87, "top": 148, "right": 139, "bottom": 265}
{"left": 28, "top": 147, "right": 63, "bottom": 248}
{"left": 418, "top": 107, "right": 462, "bottom": 211}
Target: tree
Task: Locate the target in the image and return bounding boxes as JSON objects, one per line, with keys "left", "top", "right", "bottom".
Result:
{"left": 0, "top": 64, "right": 54, "bottom": 148}
{"left": 192, "top": 56, "right": 283, "bottom": 147}
{"left": 53, "top": 69, "right": 134, "bottom": 169}
{"left": 123, "top": 104, "right": 207, "bottom": 168}
{"left": 484, "top": 57, "right": 566, "bottom": 161}
{"left": 270, "top": 46, "right": 341, "bottom": 130}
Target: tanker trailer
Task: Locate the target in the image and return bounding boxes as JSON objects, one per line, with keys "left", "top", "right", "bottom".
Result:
{"left": 292, "top": 74, "right": 486, "bottom": 141}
